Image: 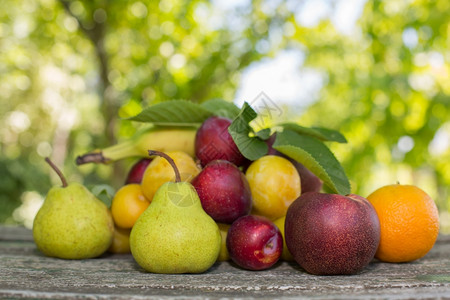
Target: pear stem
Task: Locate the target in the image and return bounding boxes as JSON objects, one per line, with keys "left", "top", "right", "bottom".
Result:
{"left": 45, "top": 157, "right": 68, "bottom": 187}
{"left": 148, "top": 150, "right": 181, "bottom": 183}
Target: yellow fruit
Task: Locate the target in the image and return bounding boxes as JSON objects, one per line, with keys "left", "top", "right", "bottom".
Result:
{"left": 217, "top": 223, "right": 230, "bottom": 261}
{"left": 76, "top": 127, "right": 197, "bottom": 165}
{"left": 273, "top": 215, "right": 294, "bottom": 261}
{"left": 108, "top": 226, "right": 131, "bottom": 254}
{"left": 141, "top": 151, "right": 200, "bottom": 201}
{"left": 111, "top": 184, "right": 150, "bottom": 229}
{"left": 245, "top": 155, "right": 301, "bottom": 220}
{"left": 367, "top": 184, "right": 439, "bottom": 263}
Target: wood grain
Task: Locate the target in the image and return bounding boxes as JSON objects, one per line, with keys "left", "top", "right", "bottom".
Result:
{"left": 1, "top": 226, "right": 449, "bottom": 299}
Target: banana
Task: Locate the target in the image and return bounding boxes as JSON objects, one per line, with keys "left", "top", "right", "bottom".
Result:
{"left": 76, "top": 127, "right": 197, "bottom": 165}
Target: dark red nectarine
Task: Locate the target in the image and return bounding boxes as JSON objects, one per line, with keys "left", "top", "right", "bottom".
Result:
{"left": 195, "top": 116, "right": 246, "bottom": 167}
{"left": 125, "top": 158, "right": 152, "bottom": 184}
{"left": 191, "top": 160, "right": 252, "bottom": 224}
{"left": 227, "top": 215, "right": 283, "bottom": 271}
{"left": 285, "top": 192, "right": 380, "bottom": 275}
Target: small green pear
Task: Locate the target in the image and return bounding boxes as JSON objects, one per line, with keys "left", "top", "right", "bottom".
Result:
{"left": 130, "top": 151, "right": 221, "bottom": 274}
{"left": 33, "top": 158, "right": 114, "bottom": 259}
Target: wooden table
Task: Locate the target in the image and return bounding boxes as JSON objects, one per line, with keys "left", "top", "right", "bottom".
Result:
{"left": 1, "top": 226, "right": 449, "bottom": 299}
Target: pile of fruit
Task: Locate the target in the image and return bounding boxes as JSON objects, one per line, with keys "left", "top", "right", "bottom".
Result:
{"left": 33, "top": 100, "right": 440, "bottom": 275}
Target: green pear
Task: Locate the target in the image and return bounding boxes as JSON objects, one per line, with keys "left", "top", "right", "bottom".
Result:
{"left": 130, "top": 151, "right": 221, "bottom": 274}
{"left": 33, "top": 158, "right": 114, "bottom": 259}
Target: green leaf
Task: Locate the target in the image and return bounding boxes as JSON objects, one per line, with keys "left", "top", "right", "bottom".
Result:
{"left": 228, "top": 102, "right": 268, "bottom": 161}
{"left": 128, "top": 100, "right": 213, "bottom": 126}
{"left": 273, "top": 130, "right": 351, "bottom": 195}
{"left": 280, "top": 122, "right": 347, "bottom": 143}
{"left": 90, "top": 184, "right": 115, "bottom": 208}
{"left": 201, "top": 99, "right": 241, "bottom": 119}
{"left": 255, "top": 128, "right": 271, "bottom": 140}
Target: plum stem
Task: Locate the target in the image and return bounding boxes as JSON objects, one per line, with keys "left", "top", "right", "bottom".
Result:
{"left": 45, "top": 157, "right": 68, "bottom": 188}
{"left": 148, "top": 150, "right": 181, "bottom": 183}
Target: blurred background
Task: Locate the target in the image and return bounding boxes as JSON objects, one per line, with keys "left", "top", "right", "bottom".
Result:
{"left": 1, "top": 0, "right": 449, "bottom": 232}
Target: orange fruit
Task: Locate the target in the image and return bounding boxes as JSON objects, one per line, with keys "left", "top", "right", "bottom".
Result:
{"left": 111, "top": 184, "right": 151, "bottom": 229}
{"left": 367, "top": 184, "right": 439, "bottom": 263}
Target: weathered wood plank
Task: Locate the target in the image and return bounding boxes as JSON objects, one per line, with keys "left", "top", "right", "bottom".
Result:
{"left": 1, "top": 226, "right": 449, "bottom": 299}
{"left": 0, "top": 225, "right": 35, "bottom": 242}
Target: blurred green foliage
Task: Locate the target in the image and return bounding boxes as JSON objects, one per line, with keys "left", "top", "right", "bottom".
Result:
{"left": 1, "top": 0, "right": 449, "bottom": 232}
{"left": 297, "top": 0, "right": 450, "bottom": 229}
